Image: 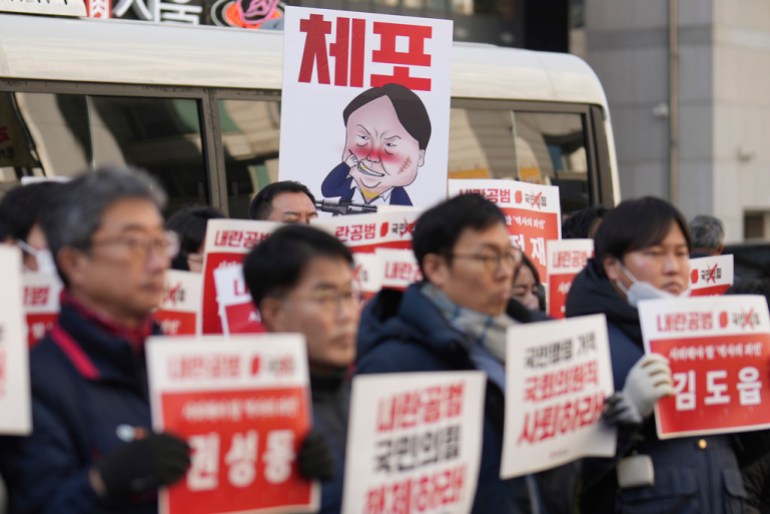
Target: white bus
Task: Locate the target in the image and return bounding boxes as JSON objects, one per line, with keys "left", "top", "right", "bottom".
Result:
{"left": 0, "top": 12, "right": 619, "bottom": 217}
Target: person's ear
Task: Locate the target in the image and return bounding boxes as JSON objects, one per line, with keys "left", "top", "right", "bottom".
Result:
{"left": 421, "top": 253, "right": 450, "bottom": 288}
{"left": 603, "top": 255, "right": 622, "bottom": 281}
{"left": 57, "top": 247, "right": 88, "bottom": 288}
{"left": 417, "top": 149, "right": 425, "bottom": 167}
{"left": 258, "top": 297, "right": 285, "bottom": 332}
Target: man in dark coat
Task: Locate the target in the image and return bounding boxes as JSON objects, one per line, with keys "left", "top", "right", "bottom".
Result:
{"left": 355, "top": 193, "right": 578, "bottom": 514}
{"left": 0, "top": 167, "right": 190, "bottom": 513}
{"left": 243, "top": 224, "right": 358, "bottom": 514}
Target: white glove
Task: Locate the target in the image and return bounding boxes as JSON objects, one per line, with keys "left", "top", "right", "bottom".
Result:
{"left": 622, "top": 353, "right": 674, "bottom": 419}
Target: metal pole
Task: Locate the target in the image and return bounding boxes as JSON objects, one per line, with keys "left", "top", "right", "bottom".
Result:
{"left": 668, "top": 0, "right": 679, "bottom": 204}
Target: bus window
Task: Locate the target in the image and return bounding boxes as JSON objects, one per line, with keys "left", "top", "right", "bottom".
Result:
{"left": 513, "top": 111, "right": 589, "bottom": 212}
{"left": 218, "top": 99, "right": 280, "bottom": 219}
{"left": 0, "top": 91, "right": 208, "bottom": 214}
{"left": 448, "top": 105, "right": 593, "bottom": 213}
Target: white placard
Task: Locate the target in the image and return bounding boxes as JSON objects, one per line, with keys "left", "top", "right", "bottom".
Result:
{"left": 0, "top": 247, "right": 32, "bottom": 434}
{"left": 155, "top": 270, "right": 202, "bottom": 336}
{"left": 501, "top": 314, "right": 615, "bottom": 478}
{"left": 147, "top": 334, "right": 318, "bottom": 514}
{"left": 342, "top": 371, "right": 485, "bottom": 514}
{"left": 688, "top": 254, "right": 734, "bottom": 296}
{"left": 280, "top": 6, "right": 453, "bottom": 209}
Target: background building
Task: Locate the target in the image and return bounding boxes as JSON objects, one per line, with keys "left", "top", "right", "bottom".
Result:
{"left": 582, "top": 0, "right": 770, "bottom": 242}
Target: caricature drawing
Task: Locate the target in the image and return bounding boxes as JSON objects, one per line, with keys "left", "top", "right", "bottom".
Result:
{"left": 321, "top": 83, "right": 432, "bottom": 207}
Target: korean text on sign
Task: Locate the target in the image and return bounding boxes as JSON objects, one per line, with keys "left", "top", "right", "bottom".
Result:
{"left": 448, "top": 179, "right": 561, "bottom": 282}
{"left": 146, "top": 334, "right": 318, "bottom": 514}
{"left": 501, "top": 314, "right": 615, "bottom": 478}
{"left": 547, "top": 239, "right": 593, "bottom": 319}
{"left": 342, "top": 372, "right": 485, "bottom": 514}
{"left": 688, "top": 254, "right": 734, "bottom": 297}
{"left": 639, "top": 295, "right": 770, "bottom": 439}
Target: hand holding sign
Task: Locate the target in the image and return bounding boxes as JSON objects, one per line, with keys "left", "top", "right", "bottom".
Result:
{"left": 622, "top": 353, "right": 674, "bottom": 419}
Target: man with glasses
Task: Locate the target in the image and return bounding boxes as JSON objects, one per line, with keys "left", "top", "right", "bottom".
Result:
{"left": 355, "top": 193, "right": 574, "bottom": 513}
{"left": 0, "top": 167, "right": 190, "bottom": 513}
{"left": 243, "top": 224, "right": 360, "bottom": 514}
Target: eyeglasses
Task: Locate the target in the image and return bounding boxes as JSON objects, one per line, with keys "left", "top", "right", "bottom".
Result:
{"left": 89, "top": 231, "right": 180, "bottom": 260}
{"left": 449, "top": 248, "right": 522, "bottom": 272}
{"left": 286, "top": 288, "right": 363, "bottom": 313}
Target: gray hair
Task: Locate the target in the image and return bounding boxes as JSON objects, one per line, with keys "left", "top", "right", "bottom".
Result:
{"left": 43, "top": 166, "right": 167, "bottom": 284}
{"left": 689, "top": 214, "right": 724, "bottom": 251}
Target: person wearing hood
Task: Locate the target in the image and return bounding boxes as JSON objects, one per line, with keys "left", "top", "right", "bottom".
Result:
{"left": 355, "top": 193, "right": 577, "bottom": 514}
{"left": 565, "top": 196, "right": 748, "bottom": 513}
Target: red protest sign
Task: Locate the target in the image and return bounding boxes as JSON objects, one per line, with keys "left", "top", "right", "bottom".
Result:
{"left": 640, "top": 296, "right": 770, "bottom": 439}
{"left": 546, "top": 239, "right": 593, "bottom": 319}
{"left": 155, "top": 270, "right": 202, "bottom": 336}
{"left": 449, "top": 180, "right": 561, "bottom": 282}
{"left": 200, "top": 220, "right": 279, "bottom": 334}
{"left": 147, "top": 334, "right": 318, "bottom": 514}
{"left": 342, "top": 372, "right": 486, "bottom": 514}
{"left": 311, "top": 209, "right": 420, "bottom": 254}
{"left": 22, "top": 272, "right": 62, "bottom": 346}
{"left": 688, "top": 254, "right": 734, "bottom": 297}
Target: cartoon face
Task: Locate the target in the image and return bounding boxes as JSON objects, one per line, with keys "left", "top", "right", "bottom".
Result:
{"left": 343, "top": 96, "right": 425, "bottom": 200}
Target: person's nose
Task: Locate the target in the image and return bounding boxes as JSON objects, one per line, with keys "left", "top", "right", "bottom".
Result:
{"left": 662, "top": 252, "right": 680, "bottom": 274}
{"left": 146, "top": 244, "right": 170, "bottom": 273}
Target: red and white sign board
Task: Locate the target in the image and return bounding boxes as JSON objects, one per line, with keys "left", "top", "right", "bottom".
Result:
{"left": 214, "top": 265, "right": 265, "bottom": 335}
{"left": 501, "top": 315, "right": 615, "bottom": 478}
{"left": 147, "top": 334, "right": 318, "bottom": 514}
{"left": 377, "top": 248, "right": 422, "bottom": 291}
{"left": 342, "top": 372, "right": 485, "bottom": 514}
{"left": 448, "top": 180, "right": 561, "bottom": 281}
{"left": 688, "top": 254, "right": 734, "bottom": 297}
{"left": 155, "top": 271, "right": 202, "bottom": 336}
{"left": 23, "top": 272, "right": 62, "bottom": 346}
{"left": 311, "top": 210, "right": 420, "bottom": 253}
{"left": 0, "top": 247, "right": 32, "bottom": 434}
{"left": 279, "top": 7, "right": 452, "bottom": 209}
{"left": 201, "top": 219, "right": 279, "bottom": 334}
{"left": 546, "top": 239, "right": 593, "bottom": 319}
{"left": 353, "top": 253, "right": 382, "bottom": 302}
{"left": 639, "top": 295, "right": 770, "bottom": 439}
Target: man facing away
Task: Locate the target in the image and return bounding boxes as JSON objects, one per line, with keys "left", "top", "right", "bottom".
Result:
{"left": 243, "top": 224, "right": 360, "bottom": 514}
{"left": 0, "top": 167, "right": 190, "bottom": 513}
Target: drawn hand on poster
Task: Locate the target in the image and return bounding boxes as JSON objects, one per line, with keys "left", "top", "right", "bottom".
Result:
{"left": 321, "top": 83, "right": 431, "bottom": 207}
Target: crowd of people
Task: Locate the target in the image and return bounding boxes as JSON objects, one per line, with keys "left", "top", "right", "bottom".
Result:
{"left": 0, "top": 166, "right": 768, "bottom": 514}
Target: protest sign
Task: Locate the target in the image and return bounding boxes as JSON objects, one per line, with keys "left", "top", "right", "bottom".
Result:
{"left": 377, "top": 248, "right": 422, "bottom": 291}
{"left": 546, "top": 239, "right": 593, "bottom": 319}
{"left": 155, "top": 270, "right": 202, "bottom": 336}
{"left": 213, "top": 265, "right": 265, "bottom": 335}
{"left": 501, "top": 314, "right": 615, "bottom": 477}
{"left": 311, "top": 210, "right": 420, "bottom": 253}
{"left": 201, "top": 219, "right": 279, "bottom": 334}
{"left": 639, "top": 295, "right": 770, "bottom": 438}
{"left": 0, "top": 247, "right": 32, "bottom": 434}
{"left": 22, "top": 271, "right": 62, "bottom": 345}
{"left": 688, "top": 254, "right": 733, "bottom": 297}
{"left": 353, "top": 252, "right": 382, "bottom": 301}
{"left": 342, "top": 372, "right": 485, "bottom": 514}
{"left": 279, "top": 6, "right": 452, "bottom": 209}
{"left": 147, "top": 334, "right": 317, "bottom": 514}
{"left": 448, "top": 180, "right": 561, "bottom": 281}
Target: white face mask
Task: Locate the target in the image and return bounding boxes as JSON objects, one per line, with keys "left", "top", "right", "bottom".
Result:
{"left": 615, "top": 264, "right": 686, "bottom": 307}
{"left": 18, "top": 240, "right": 57, "bottom": 274}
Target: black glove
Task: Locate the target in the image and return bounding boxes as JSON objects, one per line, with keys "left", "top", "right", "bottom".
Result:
{"left": 601, "top": 391, "right": 643, "bottom": 428}
{"left": 297, "top": 429, "right": 334, "bottom": 481}
{"left": 93, "top": 432, "right": 191, "bottom": 497}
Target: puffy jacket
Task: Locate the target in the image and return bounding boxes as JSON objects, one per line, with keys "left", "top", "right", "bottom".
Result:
{"left": 310, "top": 372, "right": 350, "bottom": 514}
{"left": 565, "top": 259, "right": 748, "bottom": 514}
{"left": 356, "top": 284, "right": 577, "bottom": 514}
{"left": 0, "top": 301, "right": 158, "bottom": 514}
